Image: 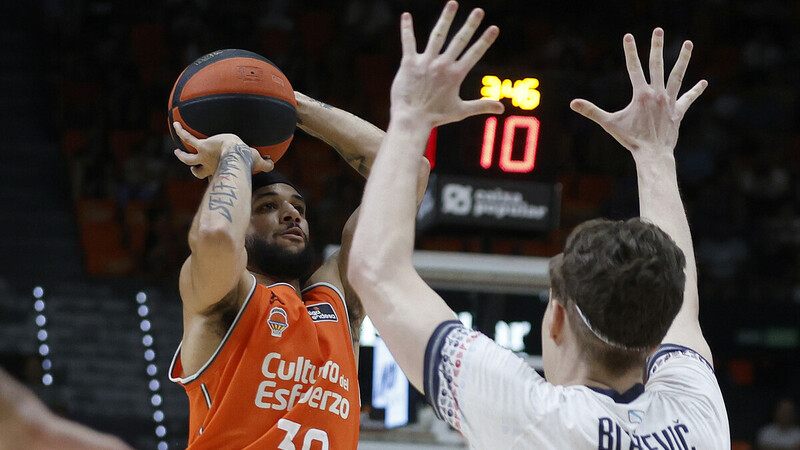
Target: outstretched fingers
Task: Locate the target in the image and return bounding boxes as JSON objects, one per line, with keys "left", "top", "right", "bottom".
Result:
{"left": 675, "top": 79, "right": 708, "bottom": 117}
{"left": 570, "top": 99, "right": 613, "bottom": 126}
{"left": 667, "top": 40, "right": 693, "bottom": 100}
{"left": 399, "top": 12, "right": 417, "bottom": 57}
{"left": 456, "top": 25, "right": 499, "bottom": 71}
{"left": 463, "top": 98, "right": 505, "bottom": 118}
{"left": 424, "top": 1, "right": 458, "bottom": 56}
{"left": 442, "top": 7, "right": 484, "bottom": 60}
{"left": 391, "top": 2, "right": 501, "bottom": 127}
{"left": 649, "top": 28, "right": 665, "bottom": 88}
{"left": 623, "top": 34, "right": 648, "bottom": 90}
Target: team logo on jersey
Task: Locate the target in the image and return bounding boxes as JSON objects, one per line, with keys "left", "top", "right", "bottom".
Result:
{"left": 306, "top": 303, "right": 339, "bottom": 323}
{"left": 628, "top": 409, "right": 644, "bottom": 424}
{"left": 267, "top": 307, "right": 289, "bottom": 337}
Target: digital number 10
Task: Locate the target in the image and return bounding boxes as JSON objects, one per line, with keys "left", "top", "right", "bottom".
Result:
{"left": 480, "top": 115, "right": 540, "bottom": 173}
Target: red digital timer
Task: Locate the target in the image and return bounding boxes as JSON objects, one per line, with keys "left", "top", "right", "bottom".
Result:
{"left": 417, "top": 74, "right": 559, "bottom": 233}
{"left": 426, "top": 75, "right": 543, "bottom": 176}
{"left": 480, "top": 115, "right": 540, "bottom": 173}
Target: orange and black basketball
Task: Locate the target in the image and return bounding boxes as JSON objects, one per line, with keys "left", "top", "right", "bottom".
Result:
{"left": 168, "top": 49, "right": 297, "bottom": 162}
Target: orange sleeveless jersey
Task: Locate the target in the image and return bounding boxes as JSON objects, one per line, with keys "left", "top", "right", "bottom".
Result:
{"left": 169, "top": 277, "right": 360, "bottom": 449}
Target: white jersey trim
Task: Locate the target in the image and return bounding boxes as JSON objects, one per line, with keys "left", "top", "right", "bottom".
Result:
{"left": 424, "top": 320, "right": 475, "bottom": 426}
{"left": 646, "top": 343, "right": 714, "bottom": 379}
{"left": 269, "top": 281, "right": 299, "bottom": 292}
{"left": 200, "top": 383, "right": 212, "bottom": 409}
{"left": 168, "top": 274, "right": 259, "bottom": 385}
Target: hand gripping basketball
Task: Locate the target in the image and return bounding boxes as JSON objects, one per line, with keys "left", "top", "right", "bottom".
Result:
{"left": 172, "top": 122, "right": 274, "bottom": 179}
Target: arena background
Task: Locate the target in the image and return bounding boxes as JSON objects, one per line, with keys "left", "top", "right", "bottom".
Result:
{"left": 1, "top": 0, "right": 799, "bottom": 448}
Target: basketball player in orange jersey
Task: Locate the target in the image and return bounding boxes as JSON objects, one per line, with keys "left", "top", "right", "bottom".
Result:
{"left": 167, "top": 90, "right": 429, "bottom": 448}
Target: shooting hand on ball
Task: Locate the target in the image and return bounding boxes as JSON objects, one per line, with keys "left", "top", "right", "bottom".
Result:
{"left": 172, "top": 122, "right": 274, "bottom": 178}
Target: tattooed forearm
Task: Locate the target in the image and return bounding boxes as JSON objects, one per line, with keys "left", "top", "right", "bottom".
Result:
{"left": 208, "top": 191, "right": 234, "bottom": 222}
{"left": 295, "top": 96, "right": 384, "bottom": 177}
{"left": 216, "top": 144, "right": 253, "bottom": 184}
{"left": 207, "top": 144, "right": 253, "bottom": 222}
{"left": 298, "top": 127, "right": 372, "bottom": 176}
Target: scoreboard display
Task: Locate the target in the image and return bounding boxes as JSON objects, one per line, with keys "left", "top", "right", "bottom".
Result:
{"left": 417, "top": 71, "right": 561, "bottom": 233}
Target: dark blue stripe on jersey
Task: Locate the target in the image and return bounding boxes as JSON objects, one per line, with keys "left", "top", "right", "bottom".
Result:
{"left": 424, "top": 320, "right": 464, "bottom": 420}
{"left": 588, "top": 383, "right": 644, "bottom": 404}
{"left": 646, "top": 343, "right": 714, "bottom": 376}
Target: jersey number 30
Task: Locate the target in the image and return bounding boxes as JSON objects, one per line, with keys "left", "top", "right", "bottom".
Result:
{"left": 277, "top": 418, "right": 329, "bottom": 450}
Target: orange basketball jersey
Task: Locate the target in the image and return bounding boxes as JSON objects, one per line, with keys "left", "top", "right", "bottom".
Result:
{"left": 169, "top": 276, "right": 360, "bottom": 449}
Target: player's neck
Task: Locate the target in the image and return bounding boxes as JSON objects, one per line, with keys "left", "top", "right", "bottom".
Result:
{"left": 251, "top": 271, "right": 302, "bottom": 293}
{"left": 555, "top": 354, "right": 644, "bottom": 393}
{"left": 581, "top": 366, "right": 645, "bottom": 394}
{"left": 551, "top": 326, "right": 645, "bottom": 392}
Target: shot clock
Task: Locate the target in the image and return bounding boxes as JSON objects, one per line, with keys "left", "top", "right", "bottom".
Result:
{"left": 478, "top": 75, "right": 541, "bottom": 173}
{"left": 417, "top": 72, "right": 560, "bottom": 233}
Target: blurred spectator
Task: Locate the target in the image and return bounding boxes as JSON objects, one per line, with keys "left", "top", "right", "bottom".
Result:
{"left": 756, "top": 398, "right": 800, "bottom": 450}
{"left": 0, "top": 367, "right": 132, "bottom": 450}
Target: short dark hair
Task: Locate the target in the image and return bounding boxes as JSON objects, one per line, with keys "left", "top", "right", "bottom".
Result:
{"left": 549, "top": 218, "right": 686, "bottom": 374}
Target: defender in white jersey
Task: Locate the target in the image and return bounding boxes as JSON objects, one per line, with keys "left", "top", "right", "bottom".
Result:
{"left": 349, "top": 2, "right": 730, "bottom": 449}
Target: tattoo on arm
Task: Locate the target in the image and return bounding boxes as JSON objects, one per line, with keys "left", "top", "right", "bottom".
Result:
{"left": 297, "top": 99, "right": 381, "bottom": 176}
{"left": 299, "top": 127, "right": 371, "bottom": 176}
{"left": 207, "top": 144, "right": 253, "bottom": 223}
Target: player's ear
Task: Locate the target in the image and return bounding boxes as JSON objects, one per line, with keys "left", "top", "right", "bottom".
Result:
{"left": 548, "top": 300, "right": 566, "bottom": 344}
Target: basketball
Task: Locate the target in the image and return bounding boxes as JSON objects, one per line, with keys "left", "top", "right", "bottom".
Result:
{"left": 168, "top": 49, "right": 297, "bottom": 162}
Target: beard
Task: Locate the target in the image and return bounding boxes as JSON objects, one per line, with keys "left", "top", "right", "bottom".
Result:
{"left": 245, "top": 234, "right": 316, "bottom": 280}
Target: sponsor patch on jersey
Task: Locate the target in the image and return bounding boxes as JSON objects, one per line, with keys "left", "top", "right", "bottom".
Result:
{"left": 306, "top": 302, "right": 339, "bottom": 323}
{"left": 628, "top": 409, "right": 644, "bottom": 423}
{"left": 267, "top": 306, "right": 289, "bottom": 337}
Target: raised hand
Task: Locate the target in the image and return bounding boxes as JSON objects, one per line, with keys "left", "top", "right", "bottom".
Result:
{"left": 570, "top": 28, "right": 707, "bottom": 156}
{"left": 390, "top": 1, "right": 504, "bottom": 128}
{"left": 172, "top": 122, "right": 274, "bottom": 178}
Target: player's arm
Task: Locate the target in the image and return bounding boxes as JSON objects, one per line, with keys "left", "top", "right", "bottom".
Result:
{"left": 297, "top": 91, "right": 431, "bottom": 349}
{"left": 172, "top": 123, "right": 273, "bottom": 313}
{"left": 348, "top": 2, "right": 503, "bottom": 390}
{"left": 0, "top": 368, "right": 132, "bottom": 450}
{"left": 295, "top": 91, "right": 383, "bottom": 177}
{"left": 570, "top": 29, "right": 712, "bottom": 363}
{"left": 295, "top": 91, "right": 381, "bottom": 337}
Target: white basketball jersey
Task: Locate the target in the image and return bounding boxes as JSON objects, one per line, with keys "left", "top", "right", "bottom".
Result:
{"left": 424, "top": 321, "right": 730, "bottom": 449}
